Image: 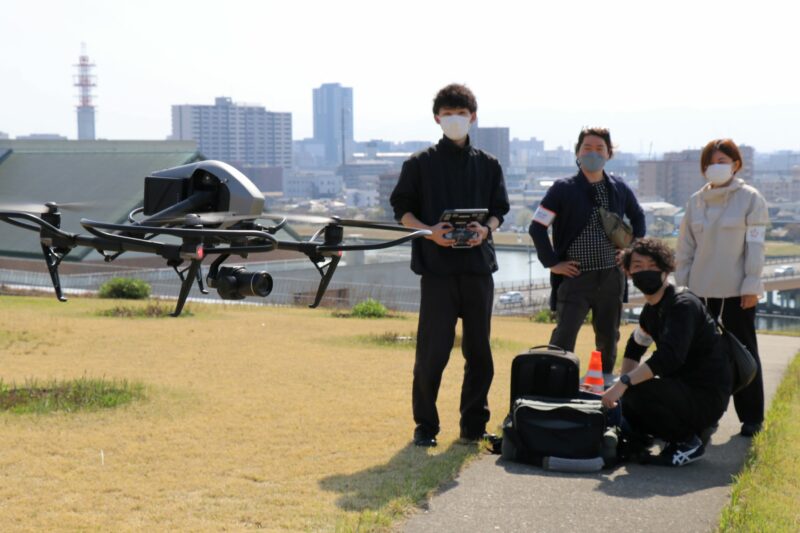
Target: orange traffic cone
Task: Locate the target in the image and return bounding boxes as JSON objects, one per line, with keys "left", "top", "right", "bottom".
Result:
{"left": 583, "top": 350, "right": 604, "bottom": 394}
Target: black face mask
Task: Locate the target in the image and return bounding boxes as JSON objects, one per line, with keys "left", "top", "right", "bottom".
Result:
{"left": 631, "top": 270, "right": 664, "bottom": 295}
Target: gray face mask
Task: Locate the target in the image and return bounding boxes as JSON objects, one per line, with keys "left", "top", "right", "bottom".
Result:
{"left": 577, "top": 152, "right": 607, "bottom": 173}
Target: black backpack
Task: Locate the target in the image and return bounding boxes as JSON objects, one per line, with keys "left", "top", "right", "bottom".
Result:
{"left": 508, "top": 345, "right": 580, "bottom": 410}
{"left": 500, "top": 345, "right": 611, "bottom": 469}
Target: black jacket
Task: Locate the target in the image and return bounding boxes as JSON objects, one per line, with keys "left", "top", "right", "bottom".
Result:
{"left": 528, "top": 170, "right": 645, "bottom": 308}
{"left": 390, "top": 136, "right": 510, "bottom": 276}
{"left": 625, "top": 285, "right": 732, "bottom": 394}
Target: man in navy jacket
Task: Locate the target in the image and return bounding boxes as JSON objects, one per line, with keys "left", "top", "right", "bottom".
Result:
{"left": 529, "top": 128, "right": 645, "bottom": 383}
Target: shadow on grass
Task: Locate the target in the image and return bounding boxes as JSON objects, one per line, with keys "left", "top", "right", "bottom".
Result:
{"left": 319, "top": 441, "right": 479, "bottom": 524}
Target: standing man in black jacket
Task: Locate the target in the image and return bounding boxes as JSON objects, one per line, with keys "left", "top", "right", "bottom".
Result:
{"left": 602, "top": 238, "right": 732, "bottom": 466}
{"left": 390, "top": 83, "right": 510, "bottom": 447}
{"left": 529, "top": 128, "right": 645, "bottom": 385}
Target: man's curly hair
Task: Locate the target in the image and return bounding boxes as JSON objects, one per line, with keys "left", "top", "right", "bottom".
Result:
{"left": 432, "top": 83, "right": 478, "bottom": 115}
{"left": 622, "top": 237, "right": 676, "bottom": 273}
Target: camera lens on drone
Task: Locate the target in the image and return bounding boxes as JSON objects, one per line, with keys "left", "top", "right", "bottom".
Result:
{"left": 212, "top": 266, "right": 273, "bottom": 299}
{"left": 236, "top": 270, "right": 273, "bottom": 298}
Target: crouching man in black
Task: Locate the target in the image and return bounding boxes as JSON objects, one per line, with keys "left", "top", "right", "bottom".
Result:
{"left": 601, "top": 238, "right": 732, "bottom": 466}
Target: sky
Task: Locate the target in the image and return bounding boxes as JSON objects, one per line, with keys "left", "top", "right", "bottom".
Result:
{"left": 1, "top": 0, "right": 799, "bottom": 153}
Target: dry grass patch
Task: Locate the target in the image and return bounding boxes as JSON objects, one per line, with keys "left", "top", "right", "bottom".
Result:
{"left": 0, "top": 294, "right": 632, "bottom": 531}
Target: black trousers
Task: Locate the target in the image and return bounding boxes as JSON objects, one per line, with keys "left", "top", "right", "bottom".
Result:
{"left": 706, "top": 297, "right": 764, "bottom": 424}
{"left": 413, "top": 274, "right": 494, "bottom": 438}
{"left": 622, "top": 378, "right": 729, "bottom": 443}
{"left": 549, "top": 267, "right": 624, "bottom": 374}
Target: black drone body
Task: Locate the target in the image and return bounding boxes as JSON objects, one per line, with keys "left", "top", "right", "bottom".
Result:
{"left": 0, "top": 160, "right": 430, "bottom": 316}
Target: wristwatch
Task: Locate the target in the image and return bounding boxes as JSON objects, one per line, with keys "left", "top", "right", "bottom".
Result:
{"left": 620, "top": 374, "right": 632, "bottom": 387}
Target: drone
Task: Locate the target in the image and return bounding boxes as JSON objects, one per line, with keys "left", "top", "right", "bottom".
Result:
{"left": 0, "top": 160, "right": 430, "bottom": 316}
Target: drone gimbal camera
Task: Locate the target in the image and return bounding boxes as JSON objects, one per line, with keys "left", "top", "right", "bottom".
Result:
{"left": 0, "top": 160, "right": 430, "bottom": 316}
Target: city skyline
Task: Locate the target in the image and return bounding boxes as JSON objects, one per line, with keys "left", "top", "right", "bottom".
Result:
{"left": 2, "top": 0, "right": 798, "bottom": 153}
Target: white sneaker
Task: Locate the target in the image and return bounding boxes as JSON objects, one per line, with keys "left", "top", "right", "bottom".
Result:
{"left": 659, "top": 435, "right": 705, "bottom": 467}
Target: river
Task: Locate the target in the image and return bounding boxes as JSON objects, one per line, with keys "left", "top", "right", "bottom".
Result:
{"left": 494, "top": 249, "right": 800, "bottom": 332}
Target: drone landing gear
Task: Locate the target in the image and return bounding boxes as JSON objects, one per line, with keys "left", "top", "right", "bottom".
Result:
{"left": 308, "top": 254, "right": 340, "bottom": 308}
{"left": 40, "top": 243, "right": 70, "bottom": 302}
{"left": 170, "top": 259, "right": 203, "bottom": 317}
{"left": 169, "top": 259, "right": 207, "bottom": 317}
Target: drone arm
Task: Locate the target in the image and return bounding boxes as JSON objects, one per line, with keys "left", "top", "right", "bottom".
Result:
{"left": 81, "top": 218, "right": 279, "bottom": 245}
{"left": 0, "top": 211, "right": 73, "bottom": 237}
{"left": 0, "top": 215, "right": 42, "bottom": 232}
{"left": 137, "top": 191, "right": 216, "bottom": 226}
{"left": 79, "top": 221, "right": 172, "bottom": 254}
{"left": 314, "top": 228, "right": 431, "bottom": 252}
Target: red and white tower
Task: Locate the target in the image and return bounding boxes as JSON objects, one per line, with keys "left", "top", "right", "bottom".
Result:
{"left": 74, "top": 43, "right": 96, "bottom": 140}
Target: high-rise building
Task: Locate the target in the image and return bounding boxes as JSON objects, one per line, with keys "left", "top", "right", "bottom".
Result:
{"left": 638, "top": 146, "right": 754, "bottom": 207}
{"left": 74, "top": 45, "right": 96, "bottom": 140}
{"left": 313, "top": 83, "right": 353, "bottom": 166}
{"left": 171, "top": 97, "right": 292, "bottom": 169}
{"left": 471, "top": 126, "right": 510, "bottom": 170}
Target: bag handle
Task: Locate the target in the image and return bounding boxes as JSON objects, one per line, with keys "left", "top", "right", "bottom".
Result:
{"left": 528, "top": 344, "right": 568, "bottom": 353}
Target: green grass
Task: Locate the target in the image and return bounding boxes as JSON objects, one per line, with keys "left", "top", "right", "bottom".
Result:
{"left": 0, "top": 377, "right": 146, "bottom": 414}
{"left": 354, "top": 330, "right": 524, "bottom": 352}
{"left": 97, "top": 302, "right": 193, "bottom": 317}
{"left": 764, "top": 241, "right": 800, "bottom": 257}
{"left": 718, "top": 352, "right": 800, "bottom": 532}
{"left": 358, "top": 331, "right": 418, "bottom": 347}
{"left": 757, "top": 329, "right": 800, "bottom": 337}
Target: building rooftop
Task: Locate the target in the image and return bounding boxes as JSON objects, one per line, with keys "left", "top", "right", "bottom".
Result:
{"left": 0, "top": 139, "right": 201, "bottom": 259}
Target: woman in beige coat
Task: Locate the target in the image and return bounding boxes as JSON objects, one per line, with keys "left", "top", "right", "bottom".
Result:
{"left": 676, "top": 138, "right": 769, "bottom": 437}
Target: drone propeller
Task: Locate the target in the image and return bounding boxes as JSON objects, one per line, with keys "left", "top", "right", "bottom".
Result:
{"left": 0, "top": 200, "right": 98, "bottom": 214}
{"left": 139, "top": 211, "right": 359, "bottom": 227}
{"left": 265, "top": 212, "right": 370, "bottom": 226}
{"left": 140, "top": 211, "right": 266, "bottom": 226}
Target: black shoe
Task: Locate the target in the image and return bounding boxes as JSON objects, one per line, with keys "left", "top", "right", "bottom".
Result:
{"left": 457, "top": 432, "right": 496, "bottom": 445}
{"left": 654, "top": 435, "right": 704, "bottom": 467}
{"left": 618, "top": 425, "right": 655, "bottom": 457}
{"left": 699, "top": 423, "right": 719, "bottom": 447}
{"left": 740, "top": 422, "right": 762, "bottom": 437}
{"left": 413, "top": 431, "right": 437, "bottom": 447}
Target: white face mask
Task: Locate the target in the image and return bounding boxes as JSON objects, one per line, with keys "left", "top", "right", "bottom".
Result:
{"left": 705, "top": 163, "right": 734, "bottom": 185}
{"left": 439, "top": 115, "right": 472, "bottom": 141}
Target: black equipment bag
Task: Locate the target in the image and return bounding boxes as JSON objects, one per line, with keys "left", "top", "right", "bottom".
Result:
{"left": 715, "top": 319, "right": 758, "bottom": 394}
{"left": 674, "top": 287, "right": 758, "bottom": 395}
{"left": 509, "top": 345, "right": 580, "bottom": 411}
{"left": 502, "top": 394, "right": 607, "bottom": 464}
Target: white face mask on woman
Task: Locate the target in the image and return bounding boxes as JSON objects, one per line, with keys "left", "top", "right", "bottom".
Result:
{"left": 705, "top": 163, "right": 734, "bottom": 185}
{"left": 439, "top": 115, "right": 472, "bottom": 141}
